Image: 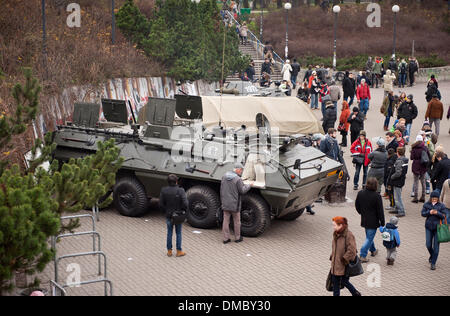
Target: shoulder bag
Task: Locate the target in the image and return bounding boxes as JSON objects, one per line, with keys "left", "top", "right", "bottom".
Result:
{"left": 437, "top": 216, "right": 450, "bottom": 243}
{"left": 344, "top": 235, "right": 364, "bottom": 278}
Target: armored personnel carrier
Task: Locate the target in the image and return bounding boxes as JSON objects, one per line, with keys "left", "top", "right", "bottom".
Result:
{"left": 53, "top": 96, "right": 342, "bottom": 237}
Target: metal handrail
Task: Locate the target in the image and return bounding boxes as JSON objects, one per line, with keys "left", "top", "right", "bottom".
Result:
{"left": 224, "top": 10, "right": 284, "bottom": 67}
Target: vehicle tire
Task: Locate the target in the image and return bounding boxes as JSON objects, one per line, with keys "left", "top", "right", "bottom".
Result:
{"left": 277, "top": 208, "right": 305, "bottom": 221}
{"left": 186, "top": 185, "right": 220, "bottom": 229}
{"left": 240, "top": 193, "right": 271, "bottom": 237}
{"left": 113, "top": 176, "right": 149, "bottom": 217}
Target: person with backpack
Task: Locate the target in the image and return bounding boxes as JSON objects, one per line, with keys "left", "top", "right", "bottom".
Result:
{"left": 388, "top": 147, "right": 409, "bottom": 217}
{"left": 408, "top": 57, "right": 419, "bottom": 87}
{"left": 398, "top": 59, "right": 408, "bottom": 88}
{"left": 411, "top": 135, "right": 430, "bottom": 203}
{"left": 426, "top": 76, "right": 439, "bottom": 102}
{"left": 421, "top": 190, "right": 446, "bottom": 270}
{"left": 159, "top": 174, "right": 189, "bottom": 257}
{"left": 381, "top": 91, "right": 396, "bottom": 131}
{"left": 379, "top": 216, "right": 401, "bottom": 266}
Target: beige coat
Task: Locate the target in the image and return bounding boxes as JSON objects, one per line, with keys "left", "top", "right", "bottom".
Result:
{"left": 383, "top": 70, "right": 396, "bottom": 92}
{"left": 440, "top": 179, "right": 450, "bottom": 209}
{"left": 330, "top": 228, "right": 357, "bottom": 276}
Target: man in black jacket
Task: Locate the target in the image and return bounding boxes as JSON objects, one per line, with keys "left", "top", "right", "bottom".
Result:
{"left": 397, "top": 94, "right": 418, "bottom": 144}
{"left": 355, "top": 177, "right": 386, "bottom": 262}
{"left": 348, "top": 107, "right": 365, "bottom": 144}
{"left": 159, "top": 174, "right": 189, "bottom": 257}
{"left": 388, "top": 147, "right": 409, "bottom": 217}
{"left": 431, "top": 151, "right": 450, "bottom": 192}
{"left": 291, "top": 59, "right": 301, "bottom": 87}
{"left": 343, "top": 72, "right": 356, "bottom": 106}
{"left": 322, "top": 101, "right": 337, "bottom": 133}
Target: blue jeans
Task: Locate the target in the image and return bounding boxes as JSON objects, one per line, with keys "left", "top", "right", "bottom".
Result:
{"left": 360, "top": 228, "right": 377, "bottom": 258}
{"left": 166, "top": 218, "right": 182, "bottom": 251}
{"left": 405, "top": 123, "right": 412, "bottom": 142}
{"left": 399, "top": 73, "right": 407, "bottom": 86}
{"left": 359, "top": 98, "right": 369, "bottom": 116}
{"left": 311, "top": 93, "right": 319, "bottom": 109}
{"left": 321, "top": 101, "right": 327, "bottom": 117}
{"left": 354, "top": 163, "right": 368, "bottom": 187}
{"left": 426, "top": 228, "right": 440, "bottom": 265}
{"left": 291, "top": 74, "right": 297, "bottom": 87}
{"left": 384, "top": 107, "right": 393, "bottom": 128}
{"left": 331, "top": 274, "right": 359, "bottom": 296}
{"left": 393, "top": 186, "right": 405, "bottom": 215}
{"left": 345, "top": 95, "right": 355, "bottom": 106}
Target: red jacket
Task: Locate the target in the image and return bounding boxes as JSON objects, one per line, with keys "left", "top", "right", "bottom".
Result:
{"left": 350, "top": 138, "right": 373, "bottom": 166}
{"left": 356, "top": 83, "right": 371, "bottom": 101}
{"left": 339, "top": 102, "right": 351, "bottom": 132}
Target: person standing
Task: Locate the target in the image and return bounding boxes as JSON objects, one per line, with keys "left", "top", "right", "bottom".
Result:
{"left": 319, "top": 79, "right": 331, "bottom": 118}
{"left": 282, "top": 60, "right": 293, "bottom": 85}
{"left": 355, "top": 177, "right": 385, "bottom": 263}
{"left": 220, "top": 163, "right": 252, "bottom": 244}
{"left": 398, "top": 59, "right": 408, "bottom": 88}
{"left": 343, "top": 71, "right": 356, "bottom": 106}
{"left": 408, "top": 57, "right": 419, "bottom": 87}
{"left": 309, "top": 71, "right": 320, "bottom": 110}
{"left": 366, "top": 56, "right": 375, "bottom": 88}
{"left": 350, "top": 130, "right": 373, "bottom": 190}
{"left": 329, "top": 80, "right": 341, "bottom": 109}
{"left": 356, "top": 79, "right": 371, "bottom": 118}
{"left": 397, "top": 95, "right": 418, "bottom": 144}
{"left": 303, "top": 65, "right": 313, "bottom": 83}
{"left": 322, "top": 102, "right": 337, "bottom": 133}
{"left": 425, "top": 95, "right": 444, "bottom": 136}
{"left": 383, "top": 70, "right": 396, "bottom": 97}
{"left": 388, "top": 147, "right": 409, "bottom": 217}
{"left": 430, "top": 151, "right": 450, "bottom": 193}
{"left": 348, "top": 107, "right": 365, "bottom": 145}
{"left": 291, "top": 59, "right": 301, "bottom": 88}
{"left": 159, "top": 174, "right": 188, "bottom": 257}
{"left": 380, "top": 91, "right": 396, "bottom": 131}
{"left": 372, "top": 57, "right": 383, "bottom": 88}
{"left": 239, "top": 22, "right": 248, "bottom": 45}
{"left": 411, "top": 135, "right": 429, "bottom": 203}
{"left": 320, "top": 128, "right": 344, "bottom": 164}
{"left": 338, "top": 101, "right": 351, "bottom": 147}
{"left": 385, "top": 132, "right": 399, "bottom": 153}
{"left": 439, "top": 179, "right": 450, "bottom": 219}
{"left": 329, "top": 216, "right": 361, "bottom": 296}
{"left": 384, "top": 148, "right": 397, "bottom": 208}
{"left": 421, "top": 190, "right": 446, "bottom": 270}
{"left": 368, "top": 138, "right": 388, "bottom": 193}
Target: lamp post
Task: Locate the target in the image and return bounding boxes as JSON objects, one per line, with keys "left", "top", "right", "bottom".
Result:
{"left": 284, "top": 2, "right": 292, "bottom": 60}
{"left": 392, "top": 5, "right": 400, "bottom": 59}
{"left": 332, "top": 5, "right": 340, "bottom": 71}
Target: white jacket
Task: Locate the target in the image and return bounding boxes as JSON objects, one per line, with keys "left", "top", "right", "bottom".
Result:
{"left": 383, "top": 70, "right": 396, "bottom": 92}
{"left": 282, "top": 64, "right": 293, "bottom": 82}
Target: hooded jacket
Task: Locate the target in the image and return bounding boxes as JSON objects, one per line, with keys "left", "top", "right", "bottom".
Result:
{"left": 350, "top": 138, "right": 373, "bottom": 166}
{"left": 410, "top": 141, "right": 429, "bottom": 175}
{"left": 220, "top": 171, "right": 251, "bottom": 212}
{"left": 389, "top": 156, "right": 409, "bottom": 188}
{"left": 322, "top": 103, "right": 337, "bottom": 132}
{"left": 379, "top": 223, "right": 401, "bottom": 248}
{"left": 339, "top": 102, "right": 351, "bottom": 132}
{"left": 356, "top": 83, "right": 371, "bottom": 101}
{"left": 368, "top": 146, "right": 387, "bottom": 169}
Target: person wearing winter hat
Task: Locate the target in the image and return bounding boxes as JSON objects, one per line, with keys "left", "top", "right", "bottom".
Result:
{"left": 379, "top": 216, "right": 401, "bottom": 265}
{"left": 410, "top": 134, "right": 429, "bottom": 203}
{"left": 421, "top": 190, "right": 446, "bottom": 270}
{"left": 368, "top": 137, "right": 388, "bottom": 193}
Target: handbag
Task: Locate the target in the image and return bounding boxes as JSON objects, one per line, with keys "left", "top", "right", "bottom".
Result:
{"left": 326, "top": 270, "right": 344, "bottom": 292}
{"left": 338, "top": 122, "right": 345, "bottom": 132}
{"left": 437, "top": 216, "right": 450, "bottom": 243}
{"left": 352, "top": 154, "right": 365, "bottom": 165}
{"left": 345, "top": 256, "right": 364, "bottom": 277}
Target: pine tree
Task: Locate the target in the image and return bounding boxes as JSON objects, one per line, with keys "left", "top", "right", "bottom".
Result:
{"left": 0, "top": 69, "right": 123, "bottom": 294}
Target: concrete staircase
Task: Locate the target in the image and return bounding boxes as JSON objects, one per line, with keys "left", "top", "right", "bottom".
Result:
{"left": 226, "top": 43, "right": 283, "bottom": 83}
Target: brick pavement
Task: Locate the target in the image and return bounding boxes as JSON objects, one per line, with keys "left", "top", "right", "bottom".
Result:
{"left": 36, "top": 81, "right": 450, "bottom": 296}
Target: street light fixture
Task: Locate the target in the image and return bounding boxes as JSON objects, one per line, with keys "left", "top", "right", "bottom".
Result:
{"left": 392, "top": 5, "right": 400, "bottom": 59}
{"left": 332, "top": 5, "right": 340, "bottom": 71}
{"left": 284, "top": 2, "right": 292, "bottom": 60}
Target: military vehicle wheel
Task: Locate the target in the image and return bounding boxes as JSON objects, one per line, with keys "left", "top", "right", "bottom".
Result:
{"left": 186, "top": 185, "right": 220, "bottom": 229}
{"left": 113, "top": 177, "right": 149, "bottom": 217}
{"left": 240, "top": 194, "right": 271, "bottom": 237}
{"left": 277, "top": 208, "right": 305, "bottom": 221}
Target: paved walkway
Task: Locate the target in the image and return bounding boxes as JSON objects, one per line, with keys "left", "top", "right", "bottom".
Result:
{"left": 37, "top": 81, "right": 450, "bottom": 296}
